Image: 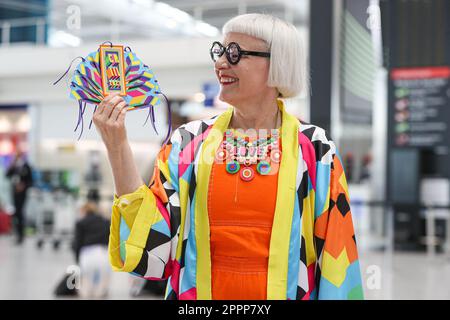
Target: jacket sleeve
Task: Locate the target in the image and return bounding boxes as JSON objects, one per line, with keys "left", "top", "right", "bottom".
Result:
{"left": 313, "top": 141, "right": 364, "bottom": 300}
{"left": 108, "top": 131, "right": 181, "bottom": 281}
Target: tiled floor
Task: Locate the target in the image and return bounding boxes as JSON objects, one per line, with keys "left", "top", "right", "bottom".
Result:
{"left": 1, "top": 234, "right": 449, "bottom": 300}
{"left": 359, "top": 249, "right": 450, "bottom": 299}
{"left": 0, "top": 235, "right": 160, "bottom": 300}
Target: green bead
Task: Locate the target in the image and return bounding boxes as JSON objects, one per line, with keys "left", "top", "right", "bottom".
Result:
{"left": 257, "top": 161, "right": 271, "bottom": 175}
{"left": 226, "top": 161, "right": 240, "bottom": 174}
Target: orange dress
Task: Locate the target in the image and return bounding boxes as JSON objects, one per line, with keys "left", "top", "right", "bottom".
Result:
{"left": 207, "top": 130, "right": 281, "bottom": 300}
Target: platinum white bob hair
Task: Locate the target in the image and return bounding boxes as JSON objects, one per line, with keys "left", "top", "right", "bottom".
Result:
{"left": 222, "top": 13, "right": 307, "bottom": 98}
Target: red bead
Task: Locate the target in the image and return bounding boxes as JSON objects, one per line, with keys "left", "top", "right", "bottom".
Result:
{"left": 240, "top": 167, "right": 255, "bottom": 182}
{"left": 215, "top": 149, "right": 228, "bottom": 162}
{"left": 270, "top": 150, "right": 281, "bottom": 163}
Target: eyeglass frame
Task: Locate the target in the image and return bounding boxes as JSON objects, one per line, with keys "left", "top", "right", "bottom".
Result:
{"left": 210, "top": 41, "right": 271, "bottom": 65}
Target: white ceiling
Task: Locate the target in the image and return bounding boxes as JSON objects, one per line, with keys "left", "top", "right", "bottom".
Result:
{"left": 0, "top": 0, "right": 309, "bottom": 46}
{"left": 162, "top": 0, "right": 309, "bottom": 27}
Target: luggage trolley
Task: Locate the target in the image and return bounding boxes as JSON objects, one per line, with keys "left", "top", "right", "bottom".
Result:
{"left": 51, "top": 188, "right": 77, "bottom": 250}
{"left": 33, "top": 188, "right": 57, "bottom": 249}
{"left": 34, "top": 188, "right": 77, "bottom": 250}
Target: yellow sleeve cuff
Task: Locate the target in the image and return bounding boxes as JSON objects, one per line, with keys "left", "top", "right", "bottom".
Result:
{"left": 113, "top": 184, "right": 149, "bottom": 227}
{"left": 109, "top": 184, "right": 158, "bottom": 273}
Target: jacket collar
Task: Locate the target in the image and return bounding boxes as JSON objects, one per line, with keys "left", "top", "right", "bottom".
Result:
{"left": 195, "top": 99, "right": 300, "bottom": 299}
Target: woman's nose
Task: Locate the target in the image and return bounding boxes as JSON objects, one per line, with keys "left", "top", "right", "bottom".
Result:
{"left": 214, "top": 53, "right": 229, "bottom": 70}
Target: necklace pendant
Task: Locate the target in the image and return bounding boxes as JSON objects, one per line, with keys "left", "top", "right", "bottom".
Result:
{"left": 240, "top": 167, "right": 255, "bottom": 182}
{"left": 256, "top": 161, "right": 271, "bottom": 175}
{"left": 215, "top": 149, "right": 228, "bottom": 162}
{"left": 226, "top": 160, "right": 240, "bottom": 174}
{"left": 220, "top": 129, "right": 281, "bottom": 181}
{"left": 270, "top": 149, "right": 282, "bottom": 163}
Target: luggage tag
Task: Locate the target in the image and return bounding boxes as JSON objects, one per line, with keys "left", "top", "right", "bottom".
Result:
{"left": 99, "top": 44, "right": 127, "bottom": 97}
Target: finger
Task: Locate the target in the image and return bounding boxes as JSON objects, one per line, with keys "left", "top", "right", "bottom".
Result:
{"left": 105, "top": 96, "right": 126, "bottom": 118}
{"left": 98, "top": 92, "right": 120, "bottom": 115}
{"left": 110, "top": 101, "right": 128, "bottom": 122}
{"left": 96, "top": 96, "right": 111, "bottom": 115}
{"left": 116, "top": 105, "right": 128, "bottom": 124}
{"left": 99, "top": 95, "right": 122, "bottom": 119}
{"left": 95, "top": 100, "right": 106, "bottom": 116}
{"left": 94, "top": 96, "right": 118, "bottom": 124}
{"left": 94, "top": 100, "right": 110, "bottom": 123}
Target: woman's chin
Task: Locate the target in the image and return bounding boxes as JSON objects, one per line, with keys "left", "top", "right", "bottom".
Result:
{"left": 219, "top": 91, "right": 239, "bottom": 106}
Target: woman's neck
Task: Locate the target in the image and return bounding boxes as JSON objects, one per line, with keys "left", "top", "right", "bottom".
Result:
{"left": 229, "top": 98, "right": 281, "bottom": 131}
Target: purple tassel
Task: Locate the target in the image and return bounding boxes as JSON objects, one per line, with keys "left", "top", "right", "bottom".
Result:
{"left": 142, "top": 105, "right": 159, "bottom": 134}
{"left": 149, "top": 106, "right": 158, "bottom": 135}
{"left": 89, "top": 105, "right": 97, "bottom": 130}
{"left": 143, "top": 105, "right": 151, "bottom": 127}
{"left": 53, "top": 56, "right": 85, "bottom": 85}
{"left": 142, "top": 105, "right": 159, "bottom": 135}
{"left": 76, "top": 102, "right": 87, "bottom": 140}
{"left": 141, "top": 92, "right": 172, "bottom": 145}
{"left": 74, "top": 100, "right": 83, "bottom": 132}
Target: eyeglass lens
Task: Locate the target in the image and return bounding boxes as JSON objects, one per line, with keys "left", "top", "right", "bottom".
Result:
{"left": 211, "top": 42, "right": 240, "bottom": 64}
{"left": 211, "top": 42, "right": 224, "bottom": 62}
{"left": 226, "top": 44, "right": 240, "bottom": 63}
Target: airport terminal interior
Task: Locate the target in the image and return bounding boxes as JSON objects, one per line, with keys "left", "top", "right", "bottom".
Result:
{"left": 0, "top": 0, "right": 450, "bottom": 300}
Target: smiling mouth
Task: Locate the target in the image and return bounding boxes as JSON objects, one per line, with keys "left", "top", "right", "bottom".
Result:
{"left": 219, "top": 76, "right": 239, "bottom": 85}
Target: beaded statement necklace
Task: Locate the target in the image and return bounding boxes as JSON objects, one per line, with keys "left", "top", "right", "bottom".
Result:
{"left": 215, "top": 128, "right": 281, "bottom": 182}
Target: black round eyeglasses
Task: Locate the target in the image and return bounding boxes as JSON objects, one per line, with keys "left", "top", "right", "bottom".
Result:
{"left": 210, "top": 41, "right": 271, "bottom": 65}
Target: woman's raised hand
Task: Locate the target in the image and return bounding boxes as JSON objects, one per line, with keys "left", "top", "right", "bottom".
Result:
{"left": 92, "top": 93, "right": 129, "bottom": 152}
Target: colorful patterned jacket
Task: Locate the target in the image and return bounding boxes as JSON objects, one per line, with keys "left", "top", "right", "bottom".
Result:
{"left": 109, "top": 99, "right": 364, "bottom": 300}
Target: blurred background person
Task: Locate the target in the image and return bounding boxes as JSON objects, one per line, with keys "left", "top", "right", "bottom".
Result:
{"left": 85, "top": 150, "right": 103, "bottom": 211}
{"left": 343, "top": 152, "right": 355, "bottom": 183}
{"left": 6, "top": 149, "right": 33, "bottom": 245}
{"left": 72, "top": 198, "right": 111, "bottom": 299}
{"left": 359, "top": 153, "right": 373, "bottom": 184}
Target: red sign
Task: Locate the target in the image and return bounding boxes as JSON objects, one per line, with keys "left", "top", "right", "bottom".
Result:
{"left": 391, "top": 66, "right": 450, "bottom": 80}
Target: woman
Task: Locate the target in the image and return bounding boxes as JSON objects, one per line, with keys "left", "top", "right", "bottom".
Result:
{"left": 93, "top": 14, "right": 363, "bottom": 300}
{"left": 72, "top": 201, "right": 111, "bottom": 298}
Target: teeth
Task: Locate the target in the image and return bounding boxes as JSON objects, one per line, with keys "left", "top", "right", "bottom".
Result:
{"left": 220, "top": 77, "right": 238, "bottom": 83}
